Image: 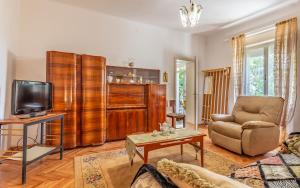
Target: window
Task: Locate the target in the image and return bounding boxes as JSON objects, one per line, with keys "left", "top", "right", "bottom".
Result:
{"left": 245, "top": 43, "right": 274, "bottom": 96}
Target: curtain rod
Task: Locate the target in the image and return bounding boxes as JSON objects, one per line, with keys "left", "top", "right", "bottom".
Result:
{"left": 224, "top": 24, "right": 275, "bottom": 42}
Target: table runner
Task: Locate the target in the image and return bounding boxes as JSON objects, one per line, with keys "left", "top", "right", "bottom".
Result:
{"left": 125, "top": 129, "right": 201, "bottom": 162}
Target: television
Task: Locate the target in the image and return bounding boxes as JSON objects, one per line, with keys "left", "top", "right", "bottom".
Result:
{"left": 11, "top": 80, "right": 53, "bottom": 117}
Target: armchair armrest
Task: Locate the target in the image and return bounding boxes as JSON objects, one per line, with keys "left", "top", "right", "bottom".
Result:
{"left": 211, "top": 114, "right": 234, "bottom": 122}
{"left": 242, "top": 121, "right": 277, "bottom": 129}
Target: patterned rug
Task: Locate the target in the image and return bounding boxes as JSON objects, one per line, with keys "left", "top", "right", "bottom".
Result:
{"left": 231, "top": 153, "right": 300, "bottom": 188}
{"left": 74, "top": 145, "right": 240, "bottom": 188}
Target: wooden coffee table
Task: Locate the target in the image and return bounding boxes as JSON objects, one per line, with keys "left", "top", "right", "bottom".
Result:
{"left": 125, "top": 129, "right": 206, "bottom": 167}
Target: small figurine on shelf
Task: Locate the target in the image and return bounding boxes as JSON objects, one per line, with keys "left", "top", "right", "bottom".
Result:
{"left": 107, "top": 72, "right": 113, "bottom": 83}
{"left": 138, "top": 77, "right": 143, "bottom": 84}
{"left": 128, "top": 58, "right": 135, "bottom": 68}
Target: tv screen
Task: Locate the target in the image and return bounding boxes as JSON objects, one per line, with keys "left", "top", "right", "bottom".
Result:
{"left": 11, "top": 80, "right": 53, "bottom": 115}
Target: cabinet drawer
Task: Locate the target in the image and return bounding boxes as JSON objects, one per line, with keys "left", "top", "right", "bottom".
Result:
{"left": 107, "top": 84, "right": 146, "bottom": 109}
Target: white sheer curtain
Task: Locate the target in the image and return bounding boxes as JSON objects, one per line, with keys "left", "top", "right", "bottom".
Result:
{"left": 274, "top": 17, "right": 298, "bottom": 142}
{"left": 232, "top": 34, "right": 246, "bottom": 102}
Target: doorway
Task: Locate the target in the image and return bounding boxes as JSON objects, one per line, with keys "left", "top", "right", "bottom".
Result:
{"left": 175, "top": 59, "right": 196, "bottom": 127}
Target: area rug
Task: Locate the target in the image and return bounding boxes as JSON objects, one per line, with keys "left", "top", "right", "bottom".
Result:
{"left": 231, "top": 153, "right": 300, "bottom": 188}
{"left": 74, "top": 145, "right": 240, "bottom": 188}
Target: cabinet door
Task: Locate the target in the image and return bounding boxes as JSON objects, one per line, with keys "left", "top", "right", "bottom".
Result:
{"left": 106, "top": 109, "right": 147, "bottom": 141}
{"left": 46, "top": 51, "right": 81, "bottom": 148}
{"left": 81, "top": 55, "right": 106, "bottom": 145}
{"left": 147, "top": 84, "right": 166, "bottom": 132}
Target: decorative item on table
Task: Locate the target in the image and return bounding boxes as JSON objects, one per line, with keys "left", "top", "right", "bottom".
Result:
{"left": 151, "top": 130, "right": 158, "bottom": 137}
{"left": 169, "top": 127, "right": 176, "bottom": 134}
{"left": 160, "top": 122, "right": 171, "bottom": 136}
{"left": 107, "top": 72, "right": 113, "bottom": 83}
{"left": 163, "top": 72, "right": 168, "bottom": 82}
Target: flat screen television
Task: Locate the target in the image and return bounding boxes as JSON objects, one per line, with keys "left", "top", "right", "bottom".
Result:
{"left": 11, "top": 80, "right": 53, "bottom": 117}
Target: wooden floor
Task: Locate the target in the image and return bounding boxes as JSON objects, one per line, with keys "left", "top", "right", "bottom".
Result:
{"left": 0, "top": 125, "right": 277, "bottom": 187}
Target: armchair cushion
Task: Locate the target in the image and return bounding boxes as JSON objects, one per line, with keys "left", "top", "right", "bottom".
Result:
{"left": 232, "top": 96, "right": 284, "bottom": 125}
{"left": 242, "top": 121, "right": 277, "bottom": 129}
{"left": 210, "top": 121, "right": 242, "bottom": 139}
{"left": 211, "top": 114, "right": 234, "bottom": 122}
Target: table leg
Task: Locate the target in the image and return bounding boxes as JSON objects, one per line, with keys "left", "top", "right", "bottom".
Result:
{"left": 172, "top": 117, "right": 176, "bottom": 128}
{"left": 200, "top": 137, "right": 204, "bottom": 167}
{"left": 144, "top": 147, "right": 149, "bottom": 164}
{"left": 22, "top": 126, "right": 28, "bottom": 184}
{"left": 60, "top": 117, "right": 64, "bottom": 160}
{"left": 180, "top": 144, "right": 183, "bottom": 156}
{"left": 183, "top": 117, "right": 186, "bottom": 128}
{"left": 40, "top": 123, "right": 44, "bottom": 144}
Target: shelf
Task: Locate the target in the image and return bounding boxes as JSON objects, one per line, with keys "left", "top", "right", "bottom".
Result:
{"left": 7, "top": 146, "right": 57, "bottom": 163}
{"left": 107, "top": 65, "right": 160, "bottom": 84}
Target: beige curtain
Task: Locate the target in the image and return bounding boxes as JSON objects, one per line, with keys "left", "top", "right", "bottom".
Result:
{"left": 232, "top": 34, "right": 246, "bottom": 102}
{"left": 274, "top": 17, "right": 298, "bottom": 142}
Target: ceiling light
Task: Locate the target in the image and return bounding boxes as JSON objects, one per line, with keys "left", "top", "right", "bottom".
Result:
{"left": 179, "top": 0, "right": 203, "bottom": 28}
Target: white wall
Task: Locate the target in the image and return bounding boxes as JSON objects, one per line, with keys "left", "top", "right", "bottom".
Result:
{"left": 203, "top": 2, "right": 300, "bottom": 132}
{"left": 1, "top": 0, "right": 197, "bottom": 147}
{"left": 16, "top": 0, "right": 192, "bottom": 101}
{"left": 190, "top": 34, "right": 206, "bottom": 125}
{"left": 0, "top": 0, "right": 20, "bottom": 148}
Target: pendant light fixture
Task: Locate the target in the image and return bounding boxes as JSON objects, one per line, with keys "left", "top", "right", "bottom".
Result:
{"left": 179, "top": 0, "right": 203, "bottom": 27}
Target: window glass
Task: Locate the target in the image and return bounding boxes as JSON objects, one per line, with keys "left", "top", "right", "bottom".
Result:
{"left": 245, "top": 47, "right": 265, "bottom": 96}
{"left": 268, "top": 45, "right": 275, "bottom": 96}
{"left": 245, "top": 43, "right": 275, "bottom": 96}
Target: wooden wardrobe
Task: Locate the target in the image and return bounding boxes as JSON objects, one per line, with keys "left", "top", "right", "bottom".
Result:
{"left": 47, "top": 51, "right": 106, "bottom": 148}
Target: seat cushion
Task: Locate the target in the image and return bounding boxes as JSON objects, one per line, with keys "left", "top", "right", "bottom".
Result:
{"left": 210, "top": 121, "right": 242, "bottom": 139}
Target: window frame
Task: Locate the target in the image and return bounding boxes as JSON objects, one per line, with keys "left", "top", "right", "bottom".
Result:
{"left": 244, "top": 41, "right": 274, "bottom": 96}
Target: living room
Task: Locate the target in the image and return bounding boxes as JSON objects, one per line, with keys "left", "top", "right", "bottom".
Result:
{"left": 0, "top": 0, "right": 300, "bottom": 187}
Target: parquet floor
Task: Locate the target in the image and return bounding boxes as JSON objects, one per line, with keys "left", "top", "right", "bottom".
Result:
{"left": 0, "top": 125, "right": 277, "bottom": 187}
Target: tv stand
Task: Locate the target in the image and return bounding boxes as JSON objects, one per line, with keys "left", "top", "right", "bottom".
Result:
{"left": 0, "top": 113, "right": 65, "bottom": 184}
{"left": 17, "top": 111, "right": 48, "bottom": 119}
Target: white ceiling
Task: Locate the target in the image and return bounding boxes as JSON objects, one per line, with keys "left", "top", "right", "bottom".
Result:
{"left": 53, "top": 0, "right": 295, "bottom": 33}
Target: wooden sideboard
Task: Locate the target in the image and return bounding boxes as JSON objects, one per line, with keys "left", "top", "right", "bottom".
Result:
{"left": 47, "top": 51, "right": 166, "bottom": 146}
{"left": 106, "top": 83, "right": 166, "bottom": 141}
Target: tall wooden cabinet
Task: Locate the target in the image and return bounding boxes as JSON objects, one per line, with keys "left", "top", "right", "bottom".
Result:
{"left": 47, "top": 51, "right": 106, "bottom": 148}
{"left": 81, "top": 55, "right": 106, "bottom": 145}
{"left": 46, "top": 51, "right": 82, "bottom": 148}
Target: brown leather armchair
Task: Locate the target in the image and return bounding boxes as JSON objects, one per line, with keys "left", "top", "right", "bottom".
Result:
{"left": 208, "top": 96, "right": 284, "bottom": 156}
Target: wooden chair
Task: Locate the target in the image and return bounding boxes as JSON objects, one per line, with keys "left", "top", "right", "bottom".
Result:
{"left": 167, "top": 100, "right": 185, "bottom": 128}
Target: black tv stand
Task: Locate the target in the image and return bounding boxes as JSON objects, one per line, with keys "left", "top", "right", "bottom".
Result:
{"left": 17, "top": 111, "right": 48, "bottom": 119}
{"left": 0, "top": 113, "right": 65, "bottom": 184}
